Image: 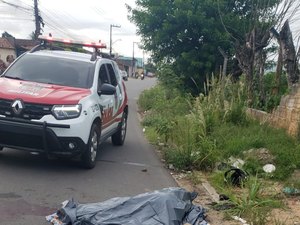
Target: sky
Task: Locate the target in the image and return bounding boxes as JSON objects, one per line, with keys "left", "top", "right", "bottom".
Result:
{"left": 1, "top": 0, "right": 300, "bottom": 63}
{"left": 0, "top": 0, "right": 145, "bottom": 59}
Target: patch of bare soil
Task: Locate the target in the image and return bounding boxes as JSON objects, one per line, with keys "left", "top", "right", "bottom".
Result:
{"left": 269, "top": 198, "right": 300, "bottom": 225}
{"left": 172, "top": 172, "right": 239, "bottom": 225}
{"left": 172, "top": 172, "right": 300, "bottom": 225}
{"left": 139, "top": 111, "right": 300, "bottom": 224}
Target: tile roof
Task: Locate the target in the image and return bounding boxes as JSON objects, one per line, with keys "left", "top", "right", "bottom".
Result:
{"left": 15, "top": 39, "right": 40, "bottom": 50}
{"left": 0, "top": 38, "right": 14, "bottom": 49}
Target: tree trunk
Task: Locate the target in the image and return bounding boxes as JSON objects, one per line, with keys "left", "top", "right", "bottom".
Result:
{"left": 274, "top": 45, "right": 283, "bottom": 94}
{"left": 218, "top": 46, "right": 228, "bottom": 78}
{"left": 235, "top": 27, "right": 270, "bottom": 106}
{"left": 280, "top": 20, "right": 299, "bottom": 87}
{"left": 258, "top": 51, "right": 267, "bottom": 106}
{"left": 235, "top": 45, "right": 254, "bottom": 105}
{"left": 270, "top": 27, "right": 282, "bottom": 95}
{"left": 235, "top": 31, "right": 255, "bottom": 105}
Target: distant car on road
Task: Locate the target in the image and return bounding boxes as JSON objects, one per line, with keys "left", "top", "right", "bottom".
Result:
{"left": 120, "top": 70, "right": 128, "bottom": 81}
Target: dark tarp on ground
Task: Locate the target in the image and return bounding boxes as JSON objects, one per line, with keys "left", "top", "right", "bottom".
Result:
{"left": 46, "top": 187, "right": 208, "bottom": 225}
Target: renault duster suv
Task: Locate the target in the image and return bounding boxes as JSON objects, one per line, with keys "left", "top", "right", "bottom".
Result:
{"left": 0, "top": 37, "right": 128, "bottom": 168}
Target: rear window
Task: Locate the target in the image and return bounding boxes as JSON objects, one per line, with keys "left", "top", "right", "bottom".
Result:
{"left": 3, "top": 54, "right": 95, "bottom": 89}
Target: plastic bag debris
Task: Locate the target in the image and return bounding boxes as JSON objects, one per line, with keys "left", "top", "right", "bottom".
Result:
{"left": 228, "top": 157, "right": 245, "bottom": 169}
{"left": 224, "top": 168, "right": 248, "bottom": 187}
{"left": 46, "top": 187, "right": 208, "bottom": 225}
{"left": 283, "top": 187, "right": 300, "bottom": 195}
{"left": 232, "top": 215, "right": 249, "bottom": 225}
{"left": 262, "top": 164, "right": 276, "bottom": 173}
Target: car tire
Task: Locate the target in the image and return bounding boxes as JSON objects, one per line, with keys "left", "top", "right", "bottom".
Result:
{"left": 81, "top": 123, "right": 100, "bottom": 169}
{"left": 112, "top": 112, "right": 127, "bottom": 146}
{"left": 0, "top": 146, "right": 3, "bottom": 151}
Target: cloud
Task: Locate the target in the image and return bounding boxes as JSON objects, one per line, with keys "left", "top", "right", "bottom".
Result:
{"left": 0, "top": 0, "right": 146, "bottom": 58}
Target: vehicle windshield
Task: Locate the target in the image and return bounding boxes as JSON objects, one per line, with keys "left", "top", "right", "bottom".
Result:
{"left": 3, "top": 54, "right": 95, "bottom": 89}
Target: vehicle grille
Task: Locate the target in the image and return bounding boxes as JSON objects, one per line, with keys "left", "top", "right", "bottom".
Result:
{"left": 0, "top": 99, "right": 53, "bottom": 120}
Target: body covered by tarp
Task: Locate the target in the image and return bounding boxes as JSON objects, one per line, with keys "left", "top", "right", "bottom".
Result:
{"left": 46, "top": 187, "right": 208, "bottom": 225}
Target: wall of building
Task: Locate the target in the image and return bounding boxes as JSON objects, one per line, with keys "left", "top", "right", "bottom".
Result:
{"left": 0, "top": 48, "right": 16, "bottom": 66}
{"left": 247, "top": 84, "right": 300, "bottom": 136}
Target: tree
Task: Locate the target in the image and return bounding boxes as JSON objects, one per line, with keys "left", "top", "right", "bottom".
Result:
{"left": 218, "top": 0, "right": 300, "bottom": 105}
{"left": 2, "top": 31, "right": 14, "bottom": 38}
{"left": 271, "top": 20, "right": 299, "bottom": 89}
{"left": 127, "top": 0, "right": 232, "bottom": 95}
{"left": 128, "top": 0, "right": 300, "bottom": 101}
{"left": 29, "top": 32, "right": 35, "bottom": 40}
{"left": 144, "top": 60, "right": 157, "bottom": 74}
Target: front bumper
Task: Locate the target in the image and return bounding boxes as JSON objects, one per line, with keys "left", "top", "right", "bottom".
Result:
{"left": 0, "top": 117, "right": 85, "bottom": 156}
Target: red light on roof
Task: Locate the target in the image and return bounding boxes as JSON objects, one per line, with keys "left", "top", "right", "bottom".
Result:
{"left": 95, "top": 43, "right": 106, "bottom": 48}
{"left": 38, "top": 35, "right": 107, "bottom": 49}
{"left": 83, "top": 42, "right": 106, "bottom": 48}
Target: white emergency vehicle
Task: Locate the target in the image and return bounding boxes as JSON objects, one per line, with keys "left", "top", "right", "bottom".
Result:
{"left": 0, "top": 36, "right": 128, "bottom": 168}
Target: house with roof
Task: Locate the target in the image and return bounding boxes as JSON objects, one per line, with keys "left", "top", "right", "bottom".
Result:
{"left": 0, "top": 37, "right": 39, "bottom": 67}
{"left": 8, "top": 38, "right": 39, "bottom": 56}
{"left": 0, "top": 38, "right": 16, "bottom": 66}
{"left": 115, "top": 56, "right": 144, "bottom": 77}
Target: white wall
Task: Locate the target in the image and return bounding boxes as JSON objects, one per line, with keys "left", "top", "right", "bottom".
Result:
{"left": 0, "top": 48, "right": 16, "bottom": 66}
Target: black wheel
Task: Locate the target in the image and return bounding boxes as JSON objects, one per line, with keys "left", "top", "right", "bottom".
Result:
{"left": 112, "top": 112, "right": 127, "bottom": 145}
{"left": 0, "top": 146, "right": 3, "bottom": 151}
{"left": 81, "top": 124, "right": 100, "bottom": 169}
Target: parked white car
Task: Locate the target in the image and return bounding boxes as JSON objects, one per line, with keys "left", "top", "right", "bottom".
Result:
{"left": 0, "top": 36, "right": 128, "bottom": 169}
{"left": 120, "top": 70, "right": 128, "bottom": 81}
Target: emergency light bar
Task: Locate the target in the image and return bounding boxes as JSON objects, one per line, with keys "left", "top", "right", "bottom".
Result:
{"left": 29, "top": 35, "right": 108, "bottom": 61}
{"left": 38, "top": 35, "right": 107, "bottom": 49}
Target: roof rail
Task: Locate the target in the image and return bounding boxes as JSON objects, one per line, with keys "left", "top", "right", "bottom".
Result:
{"left": 30, "top": 35, "right": 107, "bottom": 61}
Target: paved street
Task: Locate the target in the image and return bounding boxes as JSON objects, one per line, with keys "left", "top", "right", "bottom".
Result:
{"left": 0, "top": 77, "right": 177, "bottom": 225}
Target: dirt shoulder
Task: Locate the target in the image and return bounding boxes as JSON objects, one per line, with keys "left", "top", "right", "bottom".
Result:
{"left": 172, "top": 171, "right": 300, "bottom": 225}
{"left": 138, "top": 110, "right": 300, "bottom": 225}
{"left": 172, "top": 172, "right": 240, "bottom": 225}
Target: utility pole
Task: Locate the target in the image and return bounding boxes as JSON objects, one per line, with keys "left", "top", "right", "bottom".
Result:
{"left": 132, "top": 42, "right": 139, "bottom": 77}
{"left": 34, "top": 0, "right": 40, "bottom": 40}
{"left": 109, "top": 24, "right": 121, "bottom": 56}
{"left": 132, "top": 42, "right": 135, "bottom": 77}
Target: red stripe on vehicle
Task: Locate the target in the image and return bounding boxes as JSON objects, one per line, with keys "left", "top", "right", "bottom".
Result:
{"left": 102, "top": 84, "right": 128, "bottom": 129}
{"left": 0, "top": 78, "right": 91, "bottom": 104}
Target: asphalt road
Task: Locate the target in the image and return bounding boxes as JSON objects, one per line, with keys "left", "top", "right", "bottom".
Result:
{"left": 0, "top": 77, "right": 177, "bottom": 225}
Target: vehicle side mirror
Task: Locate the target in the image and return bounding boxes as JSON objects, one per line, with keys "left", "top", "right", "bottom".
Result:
{"left": 98, "top": 83, "right": 116, "bottom": 95}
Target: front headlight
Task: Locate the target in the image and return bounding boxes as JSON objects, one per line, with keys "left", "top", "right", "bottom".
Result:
{"left": 52, "top": 104, "right": 82, "bottom": 120}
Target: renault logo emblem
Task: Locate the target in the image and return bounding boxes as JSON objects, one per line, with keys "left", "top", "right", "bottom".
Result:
{"left": 12, "top": 99, "right": 24, "bottom": 115}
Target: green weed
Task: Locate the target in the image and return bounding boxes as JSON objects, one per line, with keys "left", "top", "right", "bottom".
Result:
{"left": 138, "top": 76, "right": 300, "bottom": 179}
{"left": 229, "top": 177, "right": 282, "bottom": 225}
{"left": 143, "top": 126, "right": 160, "bottom": 145}
{"left": 210, "top": 174, "right": 283, "bottom": 225}
{"left": 137, "top": 73, "right": 300, "bottom": 225}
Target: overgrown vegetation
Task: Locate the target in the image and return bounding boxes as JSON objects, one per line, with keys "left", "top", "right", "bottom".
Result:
{"left": 138, "top": 76, "right": 300, "bottom": 224}
{"left": 129, "top": 0, "right": 300, "bottom": 105}
{"left": 253, "top": 71, "right": 289, "bottom": 112}
{"left": 210, "top": 174, "right": 283, "bottom": 225}
{"left": 139, "top": 75, "right": 300, "bottom": 180}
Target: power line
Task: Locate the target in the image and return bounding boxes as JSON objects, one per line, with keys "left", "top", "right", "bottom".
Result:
{"left": 38, "top": 7, "right": 82, "bottom": 39}
{"left": 0, "top": 0, "right": 31, "bottom": 11}
{"left": 19, "top": 0, "right": 34, "bottom": 9}
{"left": 43, "top": 21, "right": 76, "bottom": 39}
{"left": 39, "top": 6, "right": 80, "bottom": 31}
{"left": 0, "top": 16, "right": 33, "bottom": 21}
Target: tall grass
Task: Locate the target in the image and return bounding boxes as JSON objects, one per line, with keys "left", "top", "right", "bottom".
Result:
{"left": 138, "top": 74, "right": 300, "bottom": 224}
{"left": 227, "top": 177, "right": 282, "bottom": 225}
{"left": 138, "top": 75, "right": 300, "bottom": 179}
